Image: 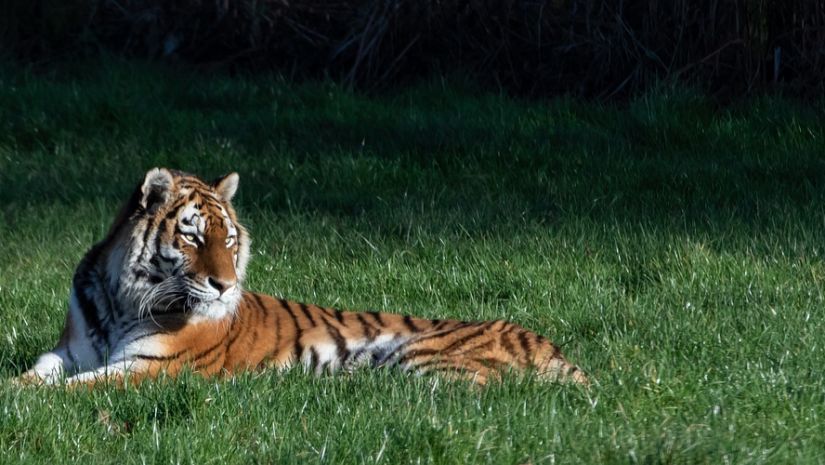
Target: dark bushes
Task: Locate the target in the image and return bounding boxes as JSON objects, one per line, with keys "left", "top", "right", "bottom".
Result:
{"left": 3, "top": 0, "right": 824, "bottom": 98}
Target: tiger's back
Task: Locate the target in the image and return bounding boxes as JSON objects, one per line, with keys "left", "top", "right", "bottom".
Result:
{"left": 19, "top": 168, "right": 588, "bottom": 387}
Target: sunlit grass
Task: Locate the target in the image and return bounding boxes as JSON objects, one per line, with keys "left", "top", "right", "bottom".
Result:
{"left": 1, "top": 60, "right": 824, "bottom": 463}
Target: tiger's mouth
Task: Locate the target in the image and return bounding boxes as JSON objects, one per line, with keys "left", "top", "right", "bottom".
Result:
{"left": 183, "top": 285, "right": 242, "bottom": 320}
{"left": 187, "top": 296, "right": 240, "bottom": 320}
{"left": 186, "top": 284, "right": 240, "bottom": 304}
{"left": 135, "top": 280, "right": 239, "bottom": 319}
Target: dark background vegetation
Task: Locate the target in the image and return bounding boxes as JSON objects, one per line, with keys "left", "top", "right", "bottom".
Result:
{"left": 3, "top": 0, "right": 824, "bottom": 99}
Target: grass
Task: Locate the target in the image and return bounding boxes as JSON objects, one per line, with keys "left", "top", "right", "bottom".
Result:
{"left": 1, "top": 60, "right": 825, "bottom": 464}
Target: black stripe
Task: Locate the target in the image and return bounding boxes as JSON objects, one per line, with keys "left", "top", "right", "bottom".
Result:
{"left": 252, "top": 292, "right": 270, "bottom": 315}
{"left": 461, "top": 339, "right": 496, "bottom": 358}
{"left": 251, "top": 293, "right": 267, "bottom": 311}
{"left": 323, "top": 317, "right": 350, "bottom": 365}
{"left": 66, "top": 347, "right": 79, "bottom": 368}
{"left": 356, "top": 314, "right": 377, "bottom": 341}
{"left": 402, "top": 315, "right": 419, "bottom": 332}
{"left": 281, "top": 300, "right": 304, "bottom": 362}
{"left": 273, "top": 301, "right": 283, "bottom": 354}
{"left": 368, "top": 311, "right": 384, "bottom": 326}
{"left": 299, "top": 303, "right": 316, "bottom": 326}
{"left": 246, "top": 295, "right": 261, "bottom": 349}
{"left": 191, "top": 339, "right": 226, "bottom": 362}
{"left": 98, "top": 272, "right": 123, "bottom": 319}
{"left": 398, "top": 321, "right": 471, "bottom": 348}
{"left": 156, "top": 254, "right": 176, "bottom": 264}
{"left": 488, "top": 320, "right": 504, "bottom": 331}
{"left": 443, "top": 328, "right": 487, "bottom": 352}
{"left": 196, "top": 349, "right": 225, "bottom": 371}
{"left": 398, "top": 348, "right": 440, "bottom": 364}
{"left": 134, "top": 350, "right": 185, "bottom": 361}
{"left": 412, "top": 360, "right": 474, "bottom": 377}
{"left": 499, "top": 322, "right": 516, "bottom": 336}
{"left": 318, "top": 306, "right": 337, "bottom": 321}
{"left": 154, "top": 219, "right": 168, "bottom": 259}
{"left": 73, "top": 280, "right": 110, "bottom": 354}
{"left": 309, "top": 347, "right": 320, "bottom": 371}
{"left": 517, "top": 331, "right": 532, "bottom": 355}
{"left": 517, "top": 331, "right": 533, "bottom": 365}
{"left": 133, "top": 269, "right": 149, "bottom": 279}
{"left": 139, "top": 215, "right": 157, "bottom": 259}
{"left": 500, "top": 331, "right": 518, "bottom": 358}
{"left": 128, "top": 329, "right": 169, "bottom": 345}
{"left": 437, "top": 327, "right": 489, "bottom": 354}
{"left": 319, "top": 360, "right": 331, "bottom": 373}
{"left": 333, "top": 308, "right": 345, "bottom": 323}
{"left": 142, "top": 216, "right": 155, "bottom": 243}
{"left": 473, "top": 356, "right": 508, "bottom": 368}
{"left": 224, "top": 314, "right": 243, "bottom": 355}
{"left": 409, "top": 359, "right": 452, "bottom": 372}
{"left": 119, "top": 318, "right": 143, "bottom": 336}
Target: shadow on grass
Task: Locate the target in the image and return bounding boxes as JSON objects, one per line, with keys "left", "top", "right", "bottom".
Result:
{"left": 1, "top": 60, "right": 824, "bottom": 238}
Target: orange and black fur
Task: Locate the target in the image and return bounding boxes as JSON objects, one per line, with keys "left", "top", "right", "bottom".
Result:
{"left": 19, "top": 168, "right": 588, "bottom": 386}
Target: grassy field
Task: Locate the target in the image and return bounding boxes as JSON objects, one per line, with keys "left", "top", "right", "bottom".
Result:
{"left": 1, "top": 61, "right": 825, "bottom": 464}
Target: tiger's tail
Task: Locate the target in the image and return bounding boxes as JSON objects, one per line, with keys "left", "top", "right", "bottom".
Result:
{"left": 394, "top": 320, "right": 589, "bottom": 386}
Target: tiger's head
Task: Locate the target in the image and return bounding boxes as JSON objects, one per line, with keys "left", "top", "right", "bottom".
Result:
{"left": 110, "top": 168, "right": 251, "bottom": 321}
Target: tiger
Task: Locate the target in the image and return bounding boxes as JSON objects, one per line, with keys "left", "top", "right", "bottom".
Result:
{"left": 17, "top": 168, "right": 589, "bottom": 387}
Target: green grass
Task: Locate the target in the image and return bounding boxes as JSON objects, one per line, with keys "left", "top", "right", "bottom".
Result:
{"left": 2, "top": 60, "right": 825, "bottom": 464}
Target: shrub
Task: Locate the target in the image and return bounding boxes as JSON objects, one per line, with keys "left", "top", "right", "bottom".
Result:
{"left": 4, "top": 0, "right": 824, "bottom": 98}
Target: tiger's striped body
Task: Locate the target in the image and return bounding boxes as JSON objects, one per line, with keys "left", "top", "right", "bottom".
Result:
{"left": 19, "top": 169, "right": 587, "bottom": 387}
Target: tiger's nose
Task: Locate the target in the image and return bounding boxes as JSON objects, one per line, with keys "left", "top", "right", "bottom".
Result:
{"left": 207, "top": 277, "right": 236, "bottom": 294}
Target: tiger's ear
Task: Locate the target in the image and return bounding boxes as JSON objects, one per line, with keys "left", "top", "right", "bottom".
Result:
{"left": 212, "top": 172, "right": 239, "bottom": 202}
{"left": 140, "top": 168, "right": 174, "bottom": 214}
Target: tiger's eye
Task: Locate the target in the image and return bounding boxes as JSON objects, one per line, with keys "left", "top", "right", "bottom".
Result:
{"left": 225, "top": 236, "right": 236, "bottom": 247}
